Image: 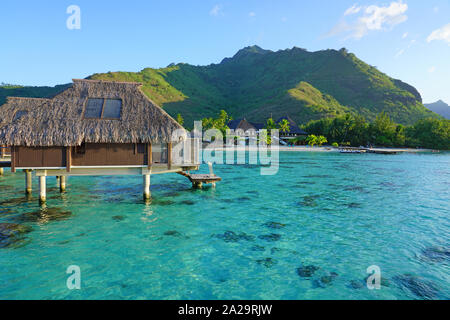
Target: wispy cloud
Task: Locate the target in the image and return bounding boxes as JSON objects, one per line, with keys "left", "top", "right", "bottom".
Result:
{"left": 210, "top": 4, "right": 222, "bottom": 17}
{"left": 328, "top": 1, "right": 408, "bottom": 40}
{"left": 249, "top": 12, "right": 256, "bottom": 17}
{"left": 395, "top": 39, "right": 416, "bottom": 58}
{"left": 395, "top": 49, "right": 405, "bottom": 58}
{"left": 428, "top": 66, "right": 436, "bottom": 73}
{"left": 344, "top": 4, "right": 362, "bottom": 16}
{"left": 402, "top": 32, "right": 408, "bottom": 39}
{"left": 427, "top": 23, "right": 450, "bottom": 44}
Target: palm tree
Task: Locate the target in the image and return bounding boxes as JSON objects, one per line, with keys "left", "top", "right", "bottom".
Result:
{"left": 265, "top": 117, "right": 277, "bottom": 130}
{"left": 176, "top": 113, "right": 184, "bottom": 126}
{"left": 278, "top": 119, "right": 290, "bottom": 134}
{"left": 317, "top": 135, "right": 328, "bottom": 146}
{"left": 306, "top": 134, "right": 317, "bottom": 147}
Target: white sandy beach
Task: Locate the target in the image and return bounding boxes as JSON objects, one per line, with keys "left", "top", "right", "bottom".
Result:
{"left": 203, "top": 145, "right": 433, "bottom": 153}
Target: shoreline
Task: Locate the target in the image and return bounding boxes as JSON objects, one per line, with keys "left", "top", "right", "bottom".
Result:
{"left": 203, "top": 145, "right": 436, "bottom": 153}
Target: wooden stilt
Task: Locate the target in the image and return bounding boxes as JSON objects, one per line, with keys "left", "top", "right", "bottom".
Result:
{"left": 39, "top": 176, "right": 46, "bottom": 204}
{"left": 11, "top": 146, "right": 16, "bottom": 173}
{"left": 143, "top": 174, "right": 151, "bottom": 200}
{"left": 167, "top": 142, "right": 172, "bottom": 170}
{"left": 66, "top": 147, "right": 72, "bottom": 172}
{"left": 147, "top": 143, "right": 152, "bottom": 169}
{"left": 25, "top": 170, "right": 32, "bottom": 194}
{"left": 193, "top": 181, "right": 203, "bottom": 189}
{"left": 60, "top": 176, "right": 66, "bottom": 192}
{"left": 0, "top": 168, "right": 4, "bottom": 176}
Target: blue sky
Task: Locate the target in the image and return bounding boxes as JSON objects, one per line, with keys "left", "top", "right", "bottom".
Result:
{"left": 1, "top": 0, "right": 449, "bottom": 103}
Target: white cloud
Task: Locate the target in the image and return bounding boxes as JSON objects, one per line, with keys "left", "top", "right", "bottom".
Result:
{"left": 433, "top": 7, "right": 439, "bottom": 14}
{"left": 344, "top": 4, "right": 362, "bottom": 16}
{"left": 427, "top": 23, "right": 450, "bottom": 44}
{"left": 210, "top": 4, "right": 222, "bottom": 16}
{"left": 328, "top": 1, "right": 408, "bottom": 39}
{"left": 428, "top": 66, "right": 436, "bottom": 73}
{"left": 402, "top": 32, "right": 408, "bottom": 39}
{"left": 395, "top": 49, "right": 405, "bottom": 58}
{"left": 249, "top": 12, "right": 256, "bottom": 17}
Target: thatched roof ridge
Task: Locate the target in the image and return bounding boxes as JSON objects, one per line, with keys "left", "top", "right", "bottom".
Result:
{"left": 0, "top": 79, "right": 185, "bottom": 146}
{"left": 6, "top": 97, "right": 50, "bottom": 102}
{"left": 73, "top": 78, "right": 143, "bottom": 86}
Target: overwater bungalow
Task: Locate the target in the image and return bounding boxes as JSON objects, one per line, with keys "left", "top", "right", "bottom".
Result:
{"left": 0, "top": 97, "right": 50, "bottom": 175}
{"left": 0, "top": 79, "right": 202, "bottom": 202}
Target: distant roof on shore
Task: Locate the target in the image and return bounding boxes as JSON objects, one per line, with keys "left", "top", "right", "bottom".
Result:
{"left": 277, "top": 116, "right": 308, "bottom": 135}
{"left": 227, "top": 118, "right": 264, "bottom": 131}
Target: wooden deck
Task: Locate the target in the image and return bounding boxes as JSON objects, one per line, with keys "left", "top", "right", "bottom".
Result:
{"left": 177, "top": 171, "right": 222, "bottom": 188}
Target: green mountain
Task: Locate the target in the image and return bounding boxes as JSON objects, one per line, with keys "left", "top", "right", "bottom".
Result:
{"left": 424, "top": 100, "right": 450, "bottom": 119}
{"left": 1, "top": 46, "right": 440, "bottom": 127}
{"left": 89, "top": 46, "right": 438, "bottom": 126}
{"left": 0, "top": 84, "right": 71, "bottom": 106}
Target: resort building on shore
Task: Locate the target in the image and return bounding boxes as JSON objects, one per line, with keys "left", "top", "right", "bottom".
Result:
{"left": 227, "top": 118, "right": 264, "bottom": 145}
{"left": 276, "top": 116, "right": 308, "bottom": 140}
{"left": 0, "top": 79, "right": 201, "bottom": 202}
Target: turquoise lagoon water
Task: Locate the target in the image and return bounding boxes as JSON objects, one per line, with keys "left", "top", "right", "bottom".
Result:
{"left": 0, "top": 152, "right": 449, "bottom": 300}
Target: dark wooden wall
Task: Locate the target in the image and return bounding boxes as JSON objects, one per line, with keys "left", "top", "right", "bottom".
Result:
{"left": 14, "top": 143, "right": 168, "bottom": 168}
{"left": 72, "top": 143, "right": 146, "bottom": 166}
{"left": 16, "top": 147, "right": 66, "bottom": 167}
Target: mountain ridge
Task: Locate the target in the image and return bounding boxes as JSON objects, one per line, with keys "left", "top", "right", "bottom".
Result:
{"left": 424, "top": 100, "right": 450, "bottom": 119}
{"left": 1, "top": 46, "right": 441, "bottom": 127}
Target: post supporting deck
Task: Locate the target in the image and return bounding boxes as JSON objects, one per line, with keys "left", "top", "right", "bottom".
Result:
{"left": 143, "top": 174, "right": 151, "bottom": 200}
{"left": 193, "top": 181, "right": 203, "bottom": 189}
{"left": 39, "top": 176, "right": 46, "bottom": 204}
{"left": 25, "top": 170, "right": 32, "bottom": 194}
{"left": 0, "top": 168, "right": 3, "bottom": 176}
{"left": 59, "top": 176, "right": 66, "bottom": 192}
{"left": 167, "top": 142, "right": 172, "bottom": 170}
{"left": 11, "top": 146, "right": 16, "bottom": 173}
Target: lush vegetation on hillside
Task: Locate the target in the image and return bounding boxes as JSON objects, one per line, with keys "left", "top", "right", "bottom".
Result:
{"left": 0, "top": 84, "right": 70, "bottom": 106}
{"left": 90, "top": 46, "right": 439, "bottom": 126}
{"left": 1, "top": 46, "right": 441, "bottom": 130}
{"left": 303, "top": 113, "right": 450, "bottom": 150}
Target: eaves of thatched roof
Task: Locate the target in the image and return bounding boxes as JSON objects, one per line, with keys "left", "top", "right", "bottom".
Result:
{"left": 0, "top": 79, "right": 185, "bottom": 147}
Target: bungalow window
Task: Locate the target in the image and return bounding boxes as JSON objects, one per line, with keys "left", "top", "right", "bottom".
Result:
{"left": 102, "top": 99, "right": 122, "bottom": 119}
{"left": 84, "top": 98, "right": 122, "bottom": 119}
{"left": 84, "top": 99, "right": 104, "bottom": 119}
{"left": 13, "top": 110, "right": 28, "bottom": 121}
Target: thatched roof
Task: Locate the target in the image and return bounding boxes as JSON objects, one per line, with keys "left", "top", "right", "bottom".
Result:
{"left": 0, "top": 97, "right": 49, "bottom": 128}
{"left": 0, "top": 79, "right": 185, "bottom": 146}
{"left": 227, "top": 118, "right": 263, "bottom": 132}
{"left": 277, "top": 116, "right": 308, "bottom": 135}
